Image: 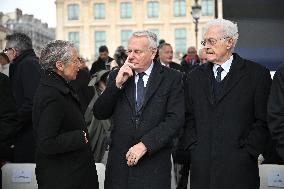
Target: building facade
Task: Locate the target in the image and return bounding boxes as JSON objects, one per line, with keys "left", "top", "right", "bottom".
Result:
{"left": 56, "top": 0, "right": 223, "bottom": 63}
{"left": 0, "top": 9, "right": 55, "bottom": 56}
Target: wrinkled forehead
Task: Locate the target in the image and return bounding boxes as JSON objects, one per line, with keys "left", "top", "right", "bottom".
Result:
{"left": 204, "top": 25, "right": 223, "bottom": 39}
{"left": 128, "top": 36, "right": 150, "bottom": 50}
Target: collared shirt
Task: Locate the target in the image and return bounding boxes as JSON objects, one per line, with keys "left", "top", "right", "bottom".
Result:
{"left": 160, "top": 61, "right": 170, "bottom": 67}
{"left": 135, "top": 61, "right": 154, "bottom": 100}
{"left": 213, "top": 55, "right": 233, "bottom": 81}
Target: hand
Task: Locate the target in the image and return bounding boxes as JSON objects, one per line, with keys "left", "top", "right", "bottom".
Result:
{"left": 83, "top": 131, "right": 88, "bottom": 144}
{"left": 126, "top": 142, "right": 147, "bottom": 166}
{"left": 115, "top": 57, "right": 134, "bottom": 88}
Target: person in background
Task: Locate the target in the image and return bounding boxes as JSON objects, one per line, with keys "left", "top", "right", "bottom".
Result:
{"left": 183, "top": 18, "right": 271, "bottom": 189}
{"left": 0, "top": 52, "right": 10, "bottom": 76}
{"left": 93, "top": 30, "right": 184, "bottom": 189}
{"left": 181, "top": 46, "right": 200, "bottom": 72}
{"left": 4, "top": 32, "right": 41, "bottom": 163}
{"left": 70, "top": 56, "right": 94, "bottom": 113}
{"left": 199, "top": 48, "right": 208, "bottom": 64}
{"left": 90, "top": 45, "right": 113, "bottom": 75}
{"left": 33, "top": 40, "right": 98, "bottom": 189}
{"left": 158, "top": 42, "right": 184, "bottom": 72}
{"left": 110, "top": 46, "right": 128, "bottom": 70}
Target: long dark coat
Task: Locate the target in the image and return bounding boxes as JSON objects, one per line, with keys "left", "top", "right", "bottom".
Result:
{"left": 184, "top": 53, "right": 271, "bottom": 189}
{"left": 32, "top": 72, "right": 98, "bottom": 189}
{"left": 9, "top": 49, "right": 41, "bottom": 162}
{"left": 93, "top": 61, "right": 185, "bottom": 189}
{"left": 0, "top": 73, "right": 18, "bottom": 160}
{"left": 268, "top": 63, "right": 284, "bottom": 161}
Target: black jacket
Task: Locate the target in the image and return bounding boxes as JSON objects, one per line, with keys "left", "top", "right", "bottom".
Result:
{"left": 0, "top": 73, "right": 18, "bottom": 160}
{"left": 90, "top": 56, "right": 113, "bottom": 76}
{"left": 9, "top": 49, "right": 41, "bottom": 162}
{"left": 93, "top": 61, "right": 184, "bottom": 189}
{"left": 184, "top": 53, "right": 271, "bottom": 189}
{"left": 33, "top": 71, "right": 98, "bottom": 189}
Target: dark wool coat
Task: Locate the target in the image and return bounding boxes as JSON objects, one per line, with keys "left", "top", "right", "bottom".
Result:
{"left": 93, "top": 61, "right": 185, "bottom": 189}
{"left": 9, "top": 49, "right": 41, "bottom": 162}
{"left": 0, "top": 73, "right": 18, "bottom": 160}
{"left": 90, "top": 56, "right": 113, "bottom": 76}
{"left": 184, "top": 53, "right": 271, "bottom": 189}
{"left": 32, "top": 72, "right": 98, "bottom": 189}
{"left": 268, "top": 63, "right": 284, "bottom": 162}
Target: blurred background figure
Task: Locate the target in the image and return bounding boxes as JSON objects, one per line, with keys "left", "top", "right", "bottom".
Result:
{"left": 33, "top": 40, "right": 98, "bottom": 189}
{"left": 0, "top": 72, "right": 19, "bottom": 188}
{"left": 70, "top": 56, "right": 94, "bottom": 113}
{"left": 4, "top": 32, "right": 40, "bottom": 163}
{"left": 181, "top": 46, "right": 200, "bottom": 72}
{"left": 85, "top": 70, "right": 111, "bottom": 164}
{"left": 158, "top": 43, "right": 184, "bottom": 72}
{"left": 90, "top": 45, "right": 113, "bottom": 75}
{"left": 110, "top": 46, "right": 128, "bottom": 70}
{"left": 0, "top": 52, "right": 10, "bottom": 76}
{"left": 199, "top": 48, "right": 208, "bottom": 64}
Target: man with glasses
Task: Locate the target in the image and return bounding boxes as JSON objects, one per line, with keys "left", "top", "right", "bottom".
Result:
{"left": 183, "top": 18, "right": 271, "bottom": 189}
{"left": 93, "top": 30, "right": 184, "bottom": 189}
{"left": 4, "top": 33, "right": 40, "bottom": 163}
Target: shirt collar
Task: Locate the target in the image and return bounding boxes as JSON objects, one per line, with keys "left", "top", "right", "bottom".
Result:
{"left": 213, "top": 55, "right": 233, "bottom": 74}
{"left": 135, "top": 60, "right": 154, "bottom": 76}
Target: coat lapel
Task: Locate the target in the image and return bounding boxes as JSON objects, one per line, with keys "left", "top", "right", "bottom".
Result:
{"left": 124, "top": 74, "right": 136, "bottom": 112}
{"left": 200, "top": 63, "right": 215, "bottom": 105}
{"left": 142, "top": 61, "right": 163, "bottom": 109}
{"left": 216, "top": 54, "right": 246, "bottom": 103}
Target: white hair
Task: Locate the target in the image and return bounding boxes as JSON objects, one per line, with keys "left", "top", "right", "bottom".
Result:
{"left": 131, "top": 30, "right": 158, "bottom": 49}
{"left": 203, "top": 18, "right": 239, "bottom": 50}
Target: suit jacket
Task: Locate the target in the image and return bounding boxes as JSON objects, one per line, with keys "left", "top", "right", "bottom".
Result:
{"left": 184, "top": 53, "right": 271, "bottom": 189}
{"left": 268, "top": 63, "right": 284, "bottom": 162}
{"left": 93, "top": 60, "right": 185, "bottom": 189}
{"left": 33, "top": 72, "right": 98, "bottom": 189}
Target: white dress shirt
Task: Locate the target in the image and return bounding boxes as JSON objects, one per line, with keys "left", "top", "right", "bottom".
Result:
{"left": 213, "top": 55, "right": 233, "bottom": 81}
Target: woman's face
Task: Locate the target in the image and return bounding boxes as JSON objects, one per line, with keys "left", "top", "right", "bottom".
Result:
{"left": 59, "top": 48, "right": 80, "bottom": 81}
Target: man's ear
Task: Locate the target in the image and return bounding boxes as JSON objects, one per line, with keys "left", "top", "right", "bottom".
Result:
{"left": 151, "top": 48, "right": 158, "bottom": 59}
{"left": 55, "top": 61, "right": 64, "bottom": 71}
{"left": 227, "top": 38, "right": 234, "bottom": 49}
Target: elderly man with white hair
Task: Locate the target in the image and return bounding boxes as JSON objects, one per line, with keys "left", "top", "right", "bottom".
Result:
{"left": 183, "top": 18, "right": 271, "bottom": 189}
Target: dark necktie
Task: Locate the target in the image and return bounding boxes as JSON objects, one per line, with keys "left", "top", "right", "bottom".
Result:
{"left": 216, "top": 66, "right": 224, "bottom": 82}
{"left": 136, "top": 72, "right": 146, "bottom": 110}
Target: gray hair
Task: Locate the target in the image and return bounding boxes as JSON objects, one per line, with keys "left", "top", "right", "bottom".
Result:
{"left": 40, "top": 40, "right": 75, "bottom": 71}
{"left": 203, "top": 18, "right": 239, "bottom": 50}
{"left": 131, "top": 30, "right": 158, "bottom": 49}
{"left": 5, "top": 33, "right": 33, "bottom": 55}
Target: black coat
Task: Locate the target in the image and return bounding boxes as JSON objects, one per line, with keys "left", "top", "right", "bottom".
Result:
{"left": 32, "top": 72, "right": 98, "bottom": 189}
{"left": 93, "top": 61, "right": 185, "bottom": 189}
{"left": 9, "top": 49, "right": 41, "bottom": 162}
{"left": 0, "top": 73, "right": 18, "bottom": 160}
{"left": 268, "top": 63, "right": 284, "bottom": 162}
{"left": 184, "top": 53, "right": 271, "bottom": 189}
{"left": 90, "top": 56, "right": 113, "bottom": 76}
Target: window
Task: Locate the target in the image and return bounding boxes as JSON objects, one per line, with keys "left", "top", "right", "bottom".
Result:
{"left": 175, "top": 28, "right": 187, "bottom": 56}
{"left": 94, "top": 3, "right": 105, "bottom": 19}
{"left": 68, "top": 4, "right": 79, "bottom": 20}
{"left": 174, "top": 0, "right": 186, "bottom": 17}
{"left": 147, "top": 1, "right": 159, "bottom": 18}
{"left": 95, "top": 31, "right": 106, "bottom": 56}
{"left": 202, "top": 0, "right": 214, "bottom": 16}
{"left": 120, "top": 2, "right": 132, "bottom": 19}
{"left": 121, "top": 30, "right": 132, "bottom": 48}
{"left": 68, "top": 32, "right": 80, "bottom": 53}
{"left": 148, "top": 29, "right": 160, "bottom": 41}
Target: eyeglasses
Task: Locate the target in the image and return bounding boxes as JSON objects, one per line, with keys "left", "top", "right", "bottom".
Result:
{"left": 2, "top": 47, "right": 14, "bottom": 54}
{"left": 201, "top": 37, "right": 230, "bottom": 47}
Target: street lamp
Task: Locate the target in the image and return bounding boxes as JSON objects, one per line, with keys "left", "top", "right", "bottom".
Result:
{"left": 191, "top": 0, "right": 202, "bottom": 49}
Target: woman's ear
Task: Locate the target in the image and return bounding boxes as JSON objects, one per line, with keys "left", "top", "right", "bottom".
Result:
{"left": 55, "top": 61, "right": 64, "bottom": 71}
